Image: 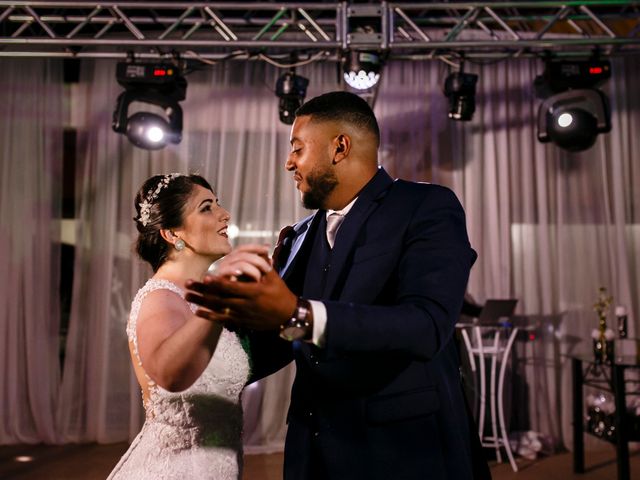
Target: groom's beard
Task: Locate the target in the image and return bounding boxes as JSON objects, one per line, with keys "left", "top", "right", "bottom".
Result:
{"left": 302, "top": 164, "right": 338, "bottom": 210}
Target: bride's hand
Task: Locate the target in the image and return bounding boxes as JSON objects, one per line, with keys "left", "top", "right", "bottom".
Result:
{"left": 207, "top": 244, "right": 272, "bottom": 282}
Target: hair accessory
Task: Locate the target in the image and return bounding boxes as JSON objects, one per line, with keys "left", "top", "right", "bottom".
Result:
{"left": 138, "top": 173, "right": 183, "bottom": 226}
{"left": 174, "top": 238, "right": 185, "bottom": 251}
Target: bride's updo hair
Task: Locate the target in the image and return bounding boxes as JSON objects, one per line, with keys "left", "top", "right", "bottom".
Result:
{"left": 134, "top": 173, "right": 214, "bottom": 272}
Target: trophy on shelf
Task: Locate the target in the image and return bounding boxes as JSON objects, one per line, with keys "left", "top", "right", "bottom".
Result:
{"left": 615, "top": 305, "right": 628, "bottom": 339}
{"left": 592, "top": 287, "right": 615, "bottom": 364}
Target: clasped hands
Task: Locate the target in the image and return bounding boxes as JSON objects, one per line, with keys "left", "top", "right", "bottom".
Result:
{"left": 184, "top": 244, "right": 297, "bottom": 331}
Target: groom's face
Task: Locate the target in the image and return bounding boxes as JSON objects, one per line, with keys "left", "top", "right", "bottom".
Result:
{"left": 286, "top": 115, "right": 339, "bottom": 210}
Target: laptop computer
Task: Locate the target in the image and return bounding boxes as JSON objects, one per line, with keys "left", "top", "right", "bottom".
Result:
{"left": 477, "top": 299, "right": 518, "bottom": 325}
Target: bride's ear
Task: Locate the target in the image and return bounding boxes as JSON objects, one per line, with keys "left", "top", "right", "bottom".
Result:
{"left": 159, "top": 229, "right": 177, "bottom": 245}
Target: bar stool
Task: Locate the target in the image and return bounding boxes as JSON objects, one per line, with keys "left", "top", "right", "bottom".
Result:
{"left": 460, "top": 325, "right": 519, "bottom": 472}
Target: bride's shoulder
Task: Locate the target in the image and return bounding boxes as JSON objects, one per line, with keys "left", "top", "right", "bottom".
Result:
{"left": 132, "top": 279, "right": 190, "bottom": 322}
{"left": 138, "top": 277, "right": 185, "bottom": 297}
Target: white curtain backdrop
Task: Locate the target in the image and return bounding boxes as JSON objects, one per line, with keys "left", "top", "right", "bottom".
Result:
{"left": 0, "top": 59, "right": 64, "bottom": 444}
{"left": 1, "top": 55, "right": 639, "bottom": 455}
{"left": 377, "top": 56, "right": 640, "bottom": 449}
{"left": 56, "top": 59, "right": 327, "bottom": 446}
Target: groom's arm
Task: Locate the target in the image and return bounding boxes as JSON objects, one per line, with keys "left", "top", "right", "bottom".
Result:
{"left": 245, "top": 330, "right": 293, "bottom": 384}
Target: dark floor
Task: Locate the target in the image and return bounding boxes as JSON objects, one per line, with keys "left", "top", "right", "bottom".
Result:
{"left": 0, "top": 442, "right": 638, "bottom": 479}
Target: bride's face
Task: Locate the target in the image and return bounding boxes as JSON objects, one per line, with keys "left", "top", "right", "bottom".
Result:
{"left": 175, "top": 185, "right": 232, "bottom": 258}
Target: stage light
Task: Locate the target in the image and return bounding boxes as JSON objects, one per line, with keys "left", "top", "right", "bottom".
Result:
{"left": 535, "top": 59, "right": 611, "bottom": 151}
{"left": 536, "top": 59, "right": 610, "bottom": 95}
{"left": 557, "top": 112, "right": 573, "bottom": 128}
{"left": 342, "top": 50, "right": 381, "bottom": 90}
{"left": 124, "top": 112, "right": 179, "bottom": 150}
{"left": 275, "top": 71, "right": 309, "bottom": 125}
{"left": 537, "top": 89, "right": 610, "bottom": 152}
{"left": 443, "top": 71, "right": 478, "bottom": 121}
{"left": 112, "top": 61, "right": 186, "bottom": 150}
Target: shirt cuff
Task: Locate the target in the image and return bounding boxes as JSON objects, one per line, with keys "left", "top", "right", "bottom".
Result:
{"left": 308, "top": 300, "right": 327, "bottom": 347}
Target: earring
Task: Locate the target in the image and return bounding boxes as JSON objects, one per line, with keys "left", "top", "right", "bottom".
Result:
{"left": 174, "top": 239, "right": 185, "bottom": 251}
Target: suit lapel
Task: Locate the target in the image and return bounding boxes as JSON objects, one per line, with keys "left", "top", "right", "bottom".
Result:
{"left": 281, "top": 212, "right": 322, "bottom": 282}
{"left": 323, "top": 168, "right": 395, "bottom": 298}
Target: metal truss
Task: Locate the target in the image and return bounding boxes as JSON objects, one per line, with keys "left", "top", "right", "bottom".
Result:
{"left": 0, "top": 1, "right": 639, "bottom": 60}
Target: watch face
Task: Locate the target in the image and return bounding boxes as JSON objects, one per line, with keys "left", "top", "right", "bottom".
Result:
{"left": 280, "top": 325, "right": 306, "bottom": 341}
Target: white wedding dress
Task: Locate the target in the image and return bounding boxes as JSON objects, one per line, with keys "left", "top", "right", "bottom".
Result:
{"left": 108, "top": 279, "right": 251, "bottom": 480}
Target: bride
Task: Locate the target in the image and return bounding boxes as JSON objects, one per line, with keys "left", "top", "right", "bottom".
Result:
{"left": 108, "top": 173, "right": 271, "bottom": 480}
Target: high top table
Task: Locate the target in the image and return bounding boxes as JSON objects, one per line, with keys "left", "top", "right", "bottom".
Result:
{"left": 571, "top": 353, "right": 640, "bottom": 480}
{"left": 459, "top": 324, "right": 519, "bottom": 472}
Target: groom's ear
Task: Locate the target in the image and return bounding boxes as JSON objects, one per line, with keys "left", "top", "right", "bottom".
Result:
{"left": 332, "top": 134, "right": 351, "bottom": 164}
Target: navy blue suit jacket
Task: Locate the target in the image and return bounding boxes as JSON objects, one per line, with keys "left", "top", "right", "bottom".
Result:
{"left": 251, "top": 168, "right": 478, "bottom": 479}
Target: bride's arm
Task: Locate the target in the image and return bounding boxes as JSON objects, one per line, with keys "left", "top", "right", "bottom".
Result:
{"left": 135, "top": 290, "right": 222, "bottom": 392}
{"left": 135, "top": 248, "right": 272, "bottom": 392}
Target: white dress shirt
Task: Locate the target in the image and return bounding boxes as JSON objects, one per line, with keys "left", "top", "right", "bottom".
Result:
{"left": 309, "top": 197, "right": 358, "bottom": 347}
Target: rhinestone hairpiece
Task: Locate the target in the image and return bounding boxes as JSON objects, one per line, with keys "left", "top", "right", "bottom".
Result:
{"left": 138, "top": 173, "right": 183, "bottom": 226}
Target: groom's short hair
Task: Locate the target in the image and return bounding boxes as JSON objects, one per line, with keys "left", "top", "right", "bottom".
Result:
{"left": 296, "top": 91, "right": 380, "bottom": 145}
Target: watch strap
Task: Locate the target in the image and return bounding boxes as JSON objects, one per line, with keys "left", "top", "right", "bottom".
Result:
{"left": 279, "top": 298, "right": 312, "bottom": 341}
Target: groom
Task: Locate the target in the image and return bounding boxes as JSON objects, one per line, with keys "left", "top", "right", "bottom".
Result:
{"left": 186, "top": 91, "right": 487, "bottom": 479}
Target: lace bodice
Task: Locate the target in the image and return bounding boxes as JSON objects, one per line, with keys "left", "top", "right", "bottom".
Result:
{"left": 108, "top": 278, "right": 251, "bottom": 480}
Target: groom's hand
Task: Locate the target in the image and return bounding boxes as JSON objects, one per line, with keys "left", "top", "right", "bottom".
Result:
{"left": 184, "top": 269, "right": 297, "bottom": 331}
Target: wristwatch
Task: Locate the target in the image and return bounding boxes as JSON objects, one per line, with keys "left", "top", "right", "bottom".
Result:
{"left": 280, "top": 298, "right": 313, "bottom": 341}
